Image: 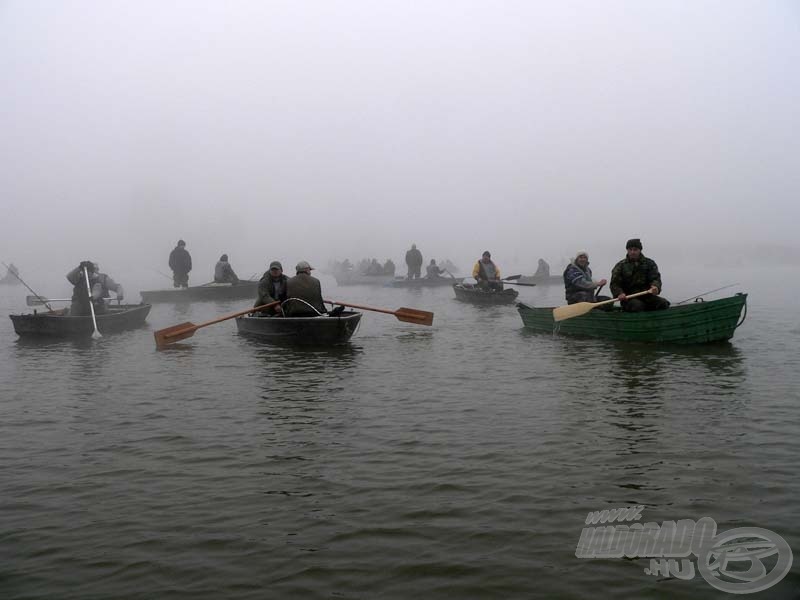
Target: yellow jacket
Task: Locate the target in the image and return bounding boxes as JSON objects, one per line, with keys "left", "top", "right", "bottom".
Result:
{"left": 473, "top": 260, "right": 501, "bottom": 280}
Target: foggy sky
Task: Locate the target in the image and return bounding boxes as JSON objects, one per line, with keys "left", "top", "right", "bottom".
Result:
{"left": 1, "top": 0, "right": 799, "bottom": 282}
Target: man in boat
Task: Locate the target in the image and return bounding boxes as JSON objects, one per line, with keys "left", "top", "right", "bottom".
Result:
{"left": 383, "top": 259, "right": 396, "bottom": 276}
{"left": 214, "top": 254, "right": 239, "bottom": 284}
{"left": 473, "top": 251, "right": 503, "bottom": 290}
{"left": 534, "top": 258, "right": 550, "bottom": 278}
{"left": 405, "top": 244, "right": 423, "bottom": 279}
{"left": 563, "top": 251, "right": 610, "bottom": 306}
{"left": 426, "top": 259, "right": 446, "bottom": 279}
{"left": 610, "top": 239, "right": 670, "bottom": 312}
{"left": 168, "top": 239, "right": 192, "bottom": 288}
{"left": 284, "top": 261, "right": 326, "bottom": 317}
{"left": 254, "top": 261, "right": 289, "bottom": 315}
{"left": 366, "top": 258, "right": 383, "bottom": 275}
{"left": 66, "top": 261, "right": 124, "bottom": 316}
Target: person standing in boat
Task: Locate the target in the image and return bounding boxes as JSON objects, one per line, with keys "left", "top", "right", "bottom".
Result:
{"left": 383, "top": 259, "right": 396, "bottom": 276}
{"left": 214, "top": 254, "right": 239, "bottom": 284}
{"left": 255, "top": 260, "right": 289, "bottom": 315}
{"left": 473, "top": 251, "right": 503, "bottom": 290}
{"left": 426, "top": 259, "right": 446, "bottom": 279}
{"left": 66, "top": 261, "right": 124, "bottom": 316}
{"left": 284, "top": 261, "right": 326, "bottom": 317}
{"left": 405, "top": 244, "right": 423, "bottom": 279}
{"left": 563, "top": 251, "right": 610, "bottom": 306}
{"left": 610, "top": 239, "right": 670, "bottom": 312}
{"left": 534, "top": 258, "right": 551, "bottom": 278}
{"left": 169, "top": 239, "right": 192, "bottom": 288}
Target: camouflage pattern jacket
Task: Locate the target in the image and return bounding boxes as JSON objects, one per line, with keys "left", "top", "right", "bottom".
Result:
{"left": 610, "top": 255, "right": 663, "bottom": 297}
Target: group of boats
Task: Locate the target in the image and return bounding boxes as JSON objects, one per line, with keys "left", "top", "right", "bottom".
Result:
{"left": 7, "top": 274, "right": 749, "bottom": 346}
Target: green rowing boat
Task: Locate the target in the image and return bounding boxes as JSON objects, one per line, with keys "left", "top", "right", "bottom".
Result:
{"left": 517, "top": 293, "right": 747, "bottom": 344}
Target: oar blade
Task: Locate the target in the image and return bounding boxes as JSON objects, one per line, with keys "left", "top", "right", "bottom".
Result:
{"left": 553, "top": 302, "right": 594, "bottom": 322}
{"left": 503, "top": 274, "right": 522, "bottom": 281}
{"left": 154, "top": 321, "right": 197, "bottom": 348}
{"left": 395, "top": 307, "right": 434, "bottom": 326}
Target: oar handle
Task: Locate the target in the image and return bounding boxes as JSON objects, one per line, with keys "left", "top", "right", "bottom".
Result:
{"left": 594, "top": 289, "right": 651, "bottom": 307}
{"left": 325, "top": 300, "right": 395, "bottom": 316}
{"left": 193, "top": 301, "right": 279, "bottom": 328}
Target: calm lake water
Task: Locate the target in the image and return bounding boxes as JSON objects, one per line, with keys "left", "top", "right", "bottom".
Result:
{"left": 1, "top": 267, "right": 798, "bottom": 599}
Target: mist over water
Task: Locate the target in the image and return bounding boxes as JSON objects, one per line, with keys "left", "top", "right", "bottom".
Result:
{"left": 1, "top": 0, "right": 799, "bottom": 277}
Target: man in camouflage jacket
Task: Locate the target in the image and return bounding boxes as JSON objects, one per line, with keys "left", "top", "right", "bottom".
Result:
{"left": 610, "top": 239, "right": 670, "bottom": 312}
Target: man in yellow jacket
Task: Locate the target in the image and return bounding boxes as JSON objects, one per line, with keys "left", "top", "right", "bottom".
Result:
{"left": 472, "top": 251, "right": 503, "bottom": 290}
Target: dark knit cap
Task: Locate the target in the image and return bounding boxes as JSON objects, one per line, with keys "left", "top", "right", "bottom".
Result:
{"left": 626, "top": 238, "right": 642, "bottom": 250}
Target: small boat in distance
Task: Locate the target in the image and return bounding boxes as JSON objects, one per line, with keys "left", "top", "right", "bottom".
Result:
{"left": 140, "top": 280, "right": 258, "bottom": 303}
{"left": 517, "top": 274, "right": 562, "bottom": 286}
{"left": 236, "top": 311, "right": 363, "bottom": 345}
{"left": 517, "top": 294, "right": 748, "bottom": 344}
{"left": 10, "top": 304, "right": 151, "bottom": 338}
{"left": 453, "top": 283, "right": 519, "bottom": 305}
{"left": 389, "top": 276, "right": 456, "bottom": 288}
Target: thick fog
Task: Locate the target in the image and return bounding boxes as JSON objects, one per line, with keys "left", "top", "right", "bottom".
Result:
{"left": 1, "top": 0, "right": 798, "bottom": 287}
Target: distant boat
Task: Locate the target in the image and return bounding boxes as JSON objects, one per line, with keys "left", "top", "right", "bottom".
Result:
{"left": 453, "top": 283, "right": 519, "bottom": 305}
{"left": 518, "top": 294, "right": 748, "bottom": 344}
{"left": 10, "top": 304, "right": 151, "bottom": 338}
{"left": 389, "top": 276, "right": 457, "bottom": 288}
{"left": 333, "top": 272, "right": 395, "bottom": 286}
{"left": 517, "top": 274, "right": 562, "bottom": 286}
{"left": 139, "top": 280, "right": 258, "bottom": 303}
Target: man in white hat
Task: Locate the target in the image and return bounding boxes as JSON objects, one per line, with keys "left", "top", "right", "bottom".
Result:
{"left": 284, "top": 261, "right": 326, "bottom": 317}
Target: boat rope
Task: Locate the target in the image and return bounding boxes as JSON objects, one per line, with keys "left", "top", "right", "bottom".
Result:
{"left": 735, "top": 294, "right": 748, "bottom": 329}
{"left": 675, "top": 283, "right": 740, "bottom": 305}
{"left": 281, "top": 298, "right": 326, "bottom": 316}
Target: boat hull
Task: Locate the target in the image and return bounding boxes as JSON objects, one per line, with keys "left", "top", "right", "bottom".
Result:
{"left": 390, "top": 277, "right": 457, "bottom": 288}
{"left": 140, "top": 281, "right": 258, "bottom": 303}
{"left": 453, "top": 283, "right": 519, "bottom": 305}
{"left": 10, "top": 304, "right": 151, "bottom": 337}
{"left": 517, "top": 294, "right": 747, "bottom": 344}
{"left": 333, "top": 273, "right": 395, "bottom": 286}
{"left": 236, "top": 311, "right": 362, "bottom": 345}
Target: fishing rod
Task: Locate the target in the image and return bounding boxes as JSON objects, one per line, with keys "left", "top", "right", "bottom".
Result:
{"left": 2, "top": 261, "right": 54, "bottom": 312}
{"left": 675, "top": 283, "right": 740, "bottom": 305}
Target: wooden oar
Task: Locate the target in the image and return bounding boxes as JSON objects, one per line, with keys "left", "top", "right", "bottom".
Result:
{"left": 553, "top": 290, "right": 651, "bottom": 322}
{"left": 154, "top": 301, "right": 279, "bottom": 349}
{"left": 325, "top": 300, "right": 433, "bottom": 326}
{"left": 27, "top": 295, "right": 122, "bottom": 307}
{"left": 84, "top": 267, "right": 102, "bottom": 339}
{"left": 27, "top": 296, "right": 71, "bottom": 306}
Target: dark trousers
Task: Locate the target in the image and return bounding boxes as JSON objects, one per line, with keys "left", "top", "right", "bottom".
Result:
{"left": 173, "top": 272, "right": 189, "bottom": 288}
{"left": 407, "top": 266, "right": 421, "bottom": 279}
{"left": 622, "top": 295, "right": 670, "bottom": 312}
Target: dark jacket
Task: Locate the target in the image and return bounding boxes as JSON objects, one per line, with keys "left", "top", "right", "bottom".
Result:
{"left": 254, "top": 273, "right": 289, "bottom": 310}
{"left": 405, "top": 248, "right": 423, "bottom": 268}
{"left": 66, "top": 267, "right": 122, "bottom": 316}
{"left": 214, "top": 260, "right": 239, "bottom": 284}
{"left": 169, "top": 246, "right": 192, "bottom": 275}
{"left": 610, "top": 255, "right": 663, "bottom": 297}
{"left": 563, "top": 262, "right": 597, "bottom": 303}
{"left": 284, "top": 273, "right": 325, "bottom": 316}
